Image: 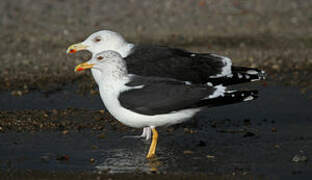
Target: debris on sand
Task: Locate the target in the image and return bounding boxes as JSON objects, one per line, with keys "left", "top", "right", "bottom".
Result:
{"left": 89, "top": 158, "right": 95, "bottom": 163}
{"left": 206, "top": 155, "right": 215, "bottom": 159}
{"left": 183, "top": 150, "right": 193, "bottom": 154}
{"left": 292, "top": 153, "right": 308, "bottom": 163}
{"left": 62, "top": 130, "right": 69, "bottom": 135}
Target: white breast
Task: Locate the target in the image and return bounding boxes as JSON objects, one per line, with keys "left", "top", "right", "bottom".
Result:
{"left": 91, "top": 69, "right": 101, "bottom": 85}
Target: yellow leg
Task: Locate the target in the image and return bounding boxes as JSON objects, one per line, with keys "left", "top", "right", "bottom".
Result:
{"left": 146, "top": 128, "right": 158, "bottom": 159}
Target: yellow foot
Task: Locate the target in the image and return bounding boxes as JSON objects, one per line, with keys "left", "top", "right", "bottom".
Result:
{"left": 146, "top": 128, "right": 158, "bottom": 159}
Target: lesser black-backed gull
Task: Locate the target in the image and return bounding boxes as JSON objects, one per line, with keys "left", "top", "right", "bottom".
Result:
{"left": 74, "top": 50, "right": 259, "bottom": 159}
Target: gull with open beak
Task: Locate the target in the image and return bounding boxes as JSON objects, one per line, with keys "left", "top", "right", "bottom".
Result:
{"left": 74, "top": 50, "right": 259, "bottom": 159}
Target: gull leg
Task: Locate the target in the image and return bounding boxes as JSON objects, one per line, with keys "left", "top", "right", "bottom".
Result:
{"left": 145, "top": 127, "right": 152, "bottom": 141}
{"left": 123, "top": 127, "right": 148, "bottom": 139}
{"left": 146, "top": 128, "right": 158, "bottom": 159}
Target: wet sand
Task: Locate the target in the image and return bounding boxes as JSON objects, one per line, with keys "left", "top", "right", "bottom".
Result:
{"left": 0, "top": 81, "right": 311, "bottom": 179}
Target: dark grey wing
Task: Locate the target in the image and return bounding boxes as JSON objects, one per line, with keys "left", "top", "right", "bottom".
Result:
{"left": 125, "top": 45, "right": 230, "bottom": 83}
{"left": 118, "top": 76, "right": 217, "bottom": 115}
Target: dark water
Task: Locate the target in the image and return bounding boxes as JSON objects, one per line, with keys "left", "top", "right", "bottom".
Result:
{"left": 0, "top": 81, "right": 311, "bottom": 179}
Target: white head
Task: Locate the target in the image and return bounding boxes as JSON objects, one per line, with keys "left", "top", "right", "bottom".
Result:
{"left": 67, "top": 30, "right": 134, "bottom": 57}
{"left": 74, "top": 50, "right": 128, "bottom": 82}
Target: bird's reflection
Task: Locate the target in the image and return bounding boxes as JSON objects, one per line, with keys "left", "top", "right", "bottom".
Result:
{"left": 95, "top": 148, "right": 170, "bottom": 174}
{"left": 147, "top": 157, "right": 162, "bottom": 173}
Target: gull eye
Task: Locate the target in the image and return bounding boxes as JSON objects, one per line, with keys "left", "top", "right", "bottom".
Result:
{"left": 97, "top": 56, "right": 104, "bottom": 60}
{"left": 94, "top": 36, "right": 101, "bottom": 42}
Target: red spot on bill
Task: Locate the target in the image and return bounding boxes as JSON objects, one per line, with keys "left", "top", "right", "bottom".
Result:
{"left": 77, "top": 67, "right": 84, "bottom": 72}
{"left": 69, "top": 49, "right": 76, "bottom": 53}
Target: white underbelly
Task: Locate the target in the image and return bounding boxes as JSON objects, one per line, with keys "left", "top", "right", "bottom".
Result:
{"left": 99, "top": 89, "right": 201, "bottom": 128}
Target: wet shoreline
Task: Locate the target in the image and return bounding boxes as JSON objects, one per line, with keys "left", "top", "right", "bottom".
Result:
{"left": 0, "top": 81, "right": 311, "bottom": 179}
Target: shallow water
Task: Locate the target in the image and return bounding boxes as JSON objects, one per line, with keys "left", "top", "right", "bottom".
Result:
{"left": 0, "top": 81, "right": 311, "bottom": 179}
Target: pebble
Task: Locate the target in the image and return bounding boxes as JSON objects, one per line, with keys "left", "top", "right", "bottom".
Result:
{"left": 183, "top": 150, "right": 193, "bottom": 154}
{"left": 62, "top": 130, "right": 69, "bottom": 135}
{"left": 89, "top": 158, "right": 95, "bottom": 163}
{"left": 11, "top": 90, "right": 23, "bottom": 96}
{"left": 184, "top": 128, "right": 197, "bottom": 134}
{"left": 292, "top": 154, "right": 308, "bottom": 163}
{"left": 98, "top": 110, "right": 105, "bottom": 114}
{"left": 206, "top": 155, "right": 215, "bottom": 159}
{"left": 274, "top": 144, "right": 280, "bottom": 149}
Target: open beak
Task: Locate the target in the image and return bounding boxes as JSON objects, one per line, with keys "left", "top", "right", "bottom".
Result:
{"left": 66, "top": 43, "right": 88, "bottom": 54}
{"left": 74, "top": 62, "right": 94, "bottom": 72}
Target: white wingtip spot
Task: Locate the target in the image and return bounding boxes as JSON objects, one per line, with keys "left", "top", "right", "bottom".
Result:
{"left": 184, "top": 81, "right": 192, "bottom": 85}
{"left": 206, "top": 82, "right": 213, "bottom": 87}
{"left": 209, "top": 54, "right": 232, "bottom": 78}
{"left": 246, "top": 70, "right": 259, "bottom": 75}
{"left": 208, "top": 85, "right": 226, "bottom": 99}
{"left": 243, "top": 96, "right": 254, "bottom": 101}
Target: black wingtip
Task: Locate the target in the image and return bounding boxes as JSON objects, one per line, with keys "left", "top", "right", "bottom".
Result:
{"left": 207, "top": 67, "right": 267, "bottom": 86}
{"left": 195, "top": 90, "right": 258, "bottom": 108}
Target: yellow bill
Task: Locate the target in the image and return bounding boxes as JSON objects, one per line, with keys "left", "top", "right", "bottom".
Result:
{"left": 74, "top": 62, "right": 94, "bottom": 72}
{"left": 66, "top": 43, "right": 88, "bottom": 54}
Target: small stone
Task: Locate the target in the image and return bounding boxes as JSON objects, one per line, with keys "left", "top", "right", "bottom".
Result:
{"left": 62, "top": 130, "right": 69, "bottom": 135}
{"left": 99, "top": 110, "right": 105, "bottom": 114}
{"left": 272, "top": 128, "right": 277, "bottom": 132}
{"left": 206, "top": 155, "right": 215, "bottom": 159}
{"left": 292, "top": 154, "right": 308, "bottom": 162}
{"left": 274, "top": 144, "right": 280, "bottom": 149}
{"left": 272, "top": 64, "right": 280, "bottom": 71}
{"left": 184, "top": 128, "right": 197, "bottom": 134}
{"left": 90, "top": 89, "right": 97, "bottom": 95}
{"left": 183, "top": 150, "right": 193, "bottom": 154}
{"left": 89, "top": 158, "right": 95, "bottom": 163}
{"left": 17, "top": 90, "right": 22, "bottom": 96}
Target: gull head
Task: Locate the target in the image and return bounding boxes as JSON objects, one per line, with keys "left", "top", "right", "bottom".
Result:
{"left": 74, "top": 50, "right": 127, "bottom": 76}
{"left": 67, "top": 30, "right": 132, "bottom": 57}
